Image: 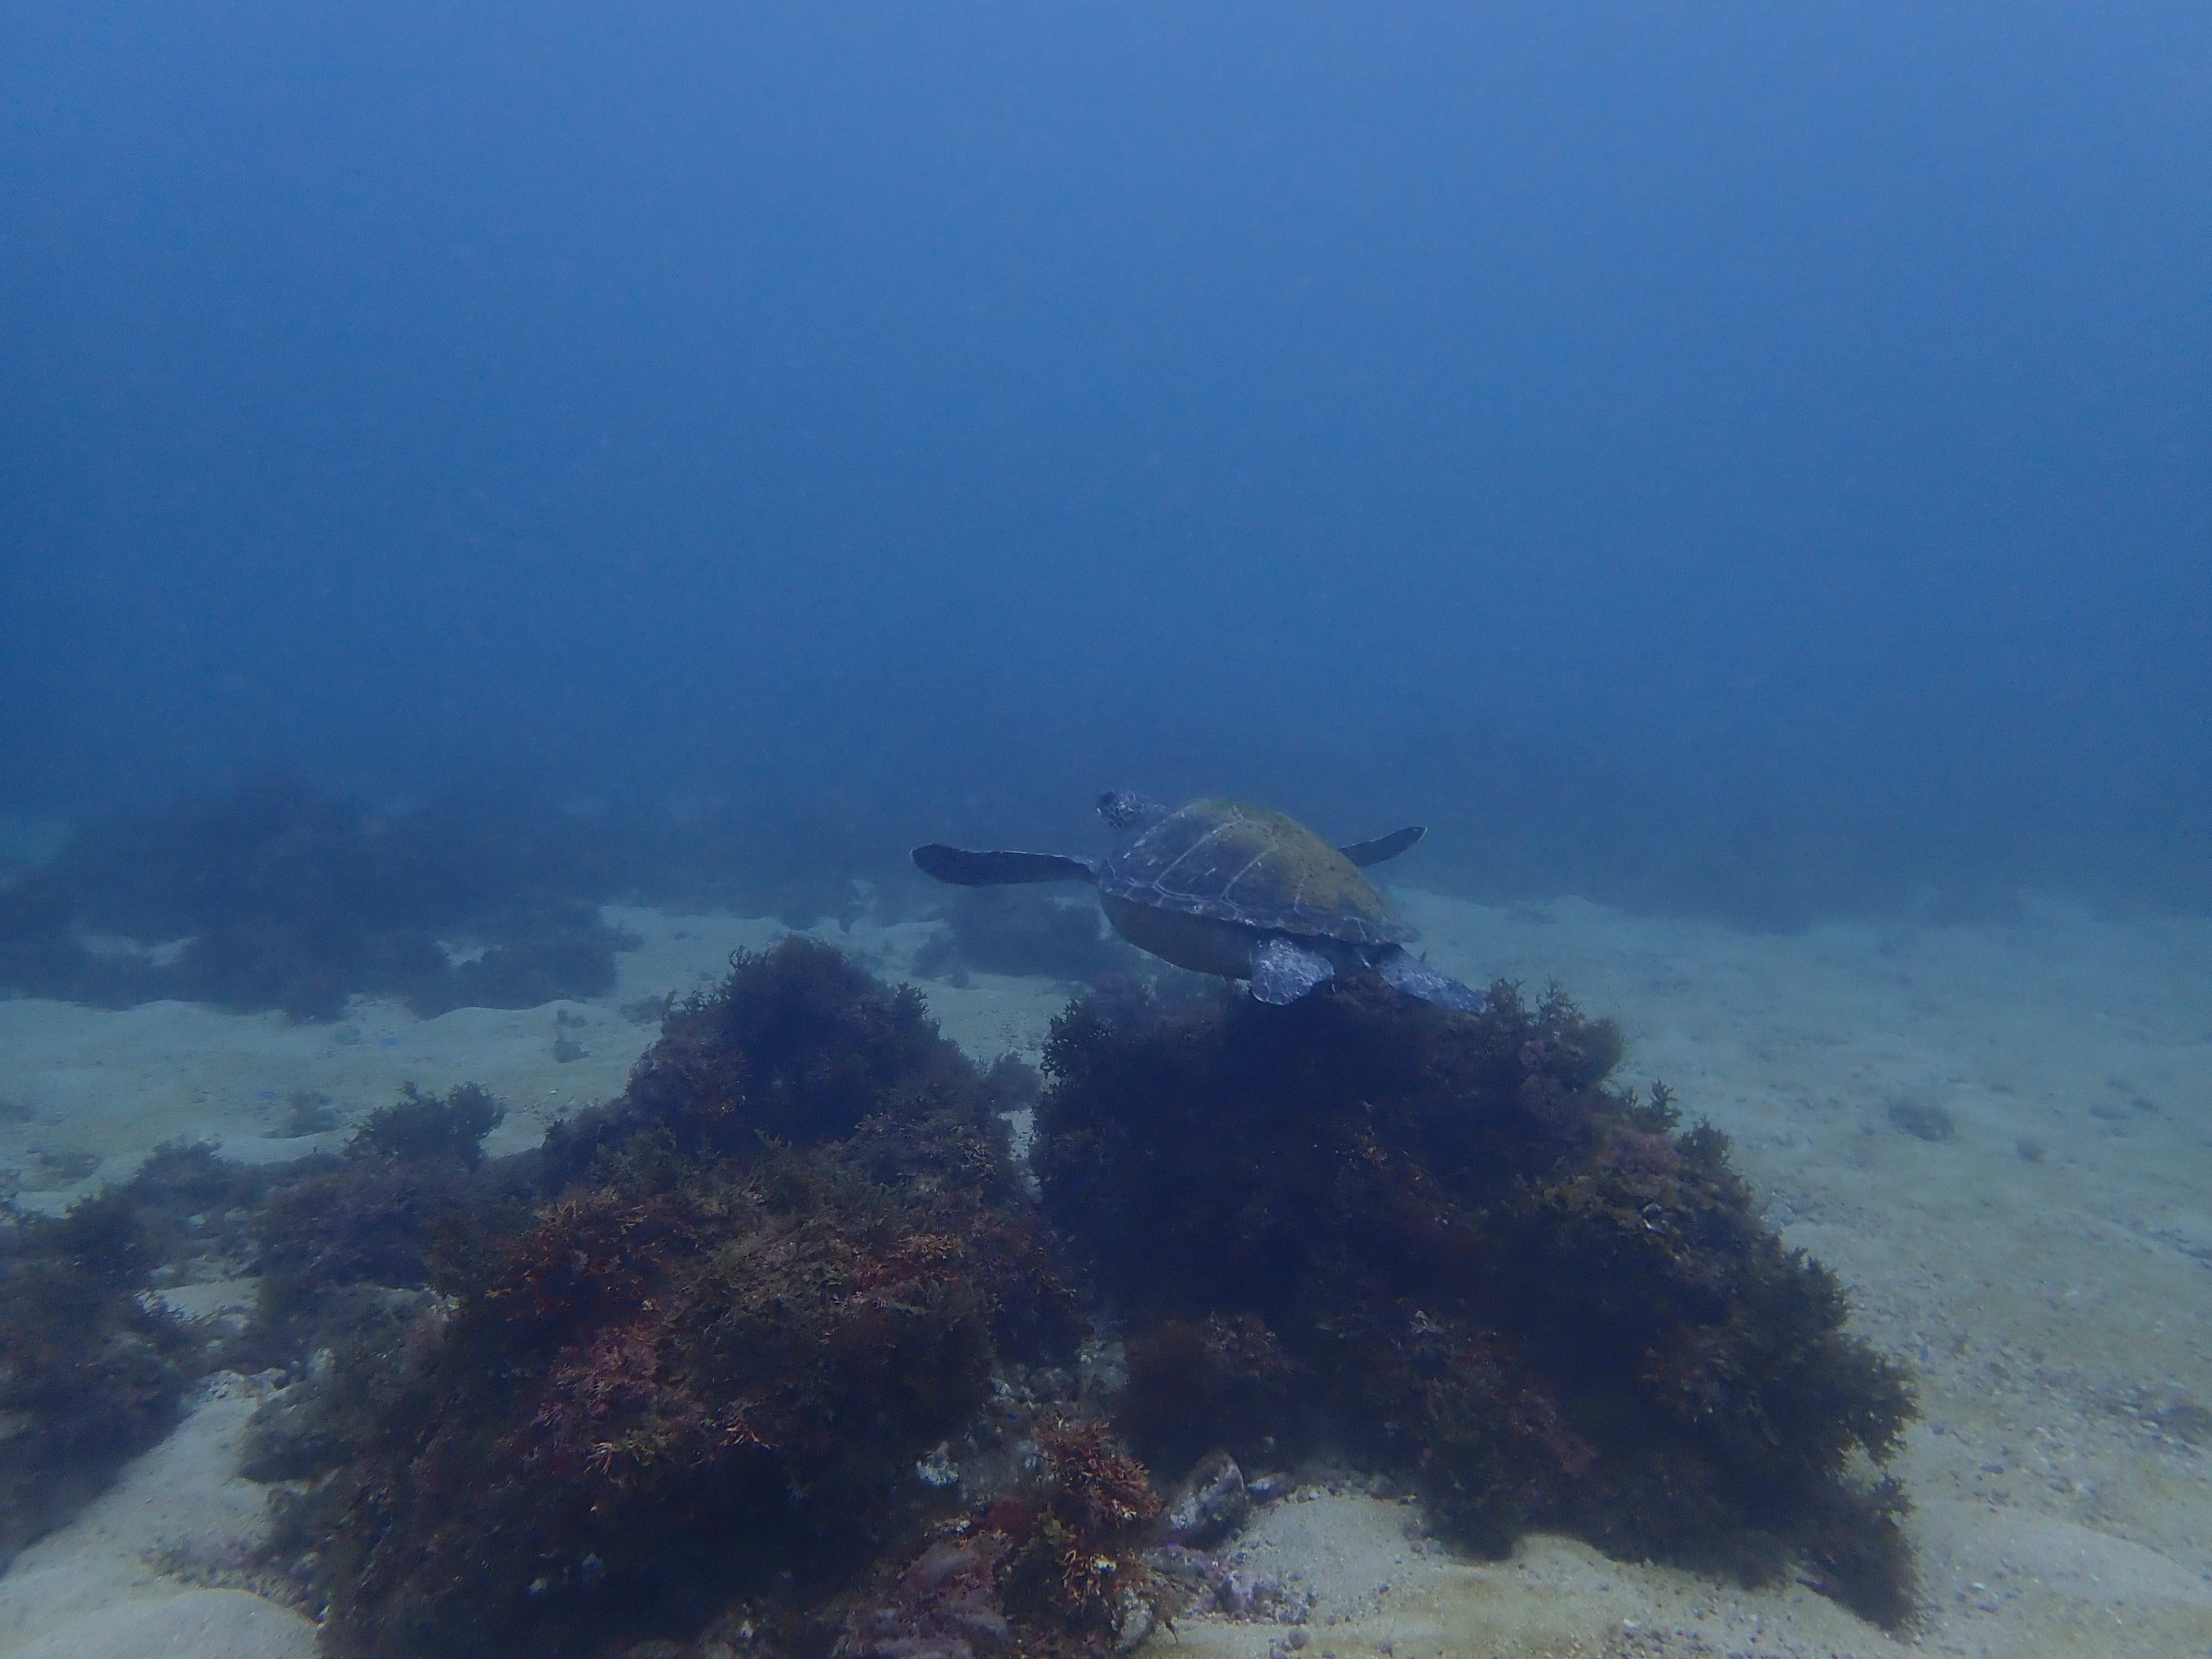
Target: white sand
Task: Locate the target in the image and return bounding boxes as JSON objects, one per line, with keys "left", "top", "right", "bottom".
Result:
{"left": 0, "top": 1371, "right": 316, "bottom": 1659}
{"left": 3, "top": 894, "right": 2211, "bottom": 1658}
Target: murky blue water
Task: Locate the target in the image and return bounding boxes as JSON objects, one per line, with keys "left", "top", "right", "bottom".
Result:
{"left": 4, "top": 3, "right": 2205, "bottom": 916}
{"left": 2, "top": 17, "right": 2211, "bottom": 1655}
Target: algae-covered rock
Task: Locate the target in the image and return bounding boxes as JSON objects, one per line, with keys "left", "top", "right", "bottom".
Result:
{"left": 0, "top": 1140, "right": 274, "bottom": 1567}
{"left": 290, "top": 940, "right": 1072, "bottom": 1659}
{"left": 1034, "top": 976, "right": 1918, "bottom": 1626}
{"left": 249, "top": 940, "right": 1918, "bottom": 1657}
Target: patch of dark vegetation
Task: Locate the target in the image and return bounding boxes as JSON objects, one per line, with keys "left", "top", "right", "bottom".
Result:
{"left": 1886, "top": 1099, "right": 1957, "bottom": 1142}
{"left": 999, "top": 1418, "right": 1164, "bottom": 1634}
{"left": 912, "top": 888, "right": 1141, "bottom": 987}
{"left": 619, "top": 992, "right": 675, "bottom": 1026}
{"left": 257, "top": 940, "right": 1076, "bottom": 1659}
{"left": 349, "top": 1081, "right": 504, "bottom": 1166}
{"left": 1036, "top": 978, "right": 1919, "bottom": 1628}
{"left": 18, "top": 1145, "right": 98, "bottom": 1187}
{"left": 817, "top": 1416, "right": 1165, "bottom": 1659}
{"left": 546, "top": 937, "right": 987, "bottom": 1172}
{"left": 415, "top": 901, "right": 637, "bottom": 1019}
{"left": 102, "top": 1141, "right": 277, "bottom": 1285}
{"left": 233, "top": 1086, "right": 517, "bottom": 1490}
{"left": 253, "top": 1084, "right": 520, "bottom": 1354}
{"left": 276, "top": 1088, "right": 343, "bottom": 1138}
{"left": 16, "top": 937, "right": 1916, "bottom": 1647}
{"left": 0, "top": 1084, "right": 517, "bottom": 1573}
{"left": 978, "top": 1051, "right": 1044, "bottom": 1117}
{"left": 2154, "top": 1397, "right": 2212, "bottom": 1446}
{"left": 1123, "top": 1314, "right": 1306, "bottom": 1478}
{"left": 1068, "top": 966, "right": 1227, "bottom": 1035}
{"left": 0, "top": 1141, "right": 272, "bottom": 1564}
{"left": 0, "top": 1211, "right": 197, "bottom": 1562}
{"left": 0, "top": 773, "right": 638, "bottom": 1020}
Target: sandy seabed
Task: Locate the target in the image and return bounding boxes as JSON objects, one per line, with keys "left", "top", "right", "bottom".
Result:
{"left": 2, "top": 893, "right": 2209, "bottom": 1659}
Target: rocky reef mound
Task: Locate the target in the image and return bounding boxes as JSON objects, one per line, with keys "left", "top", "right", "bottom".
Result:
{"left": 3, "top": 937, "right": 1916, "bottom": 1657}
{"left": 1037, "top": 977, "right": 1917, "bottom": 1626}
{"left": 257, "top": 941, "right": 1072, "bottom": 1659}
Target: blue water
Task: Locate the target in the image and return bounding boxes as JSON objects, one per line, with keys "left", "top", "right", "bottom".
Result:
{"left": 4, "top": 3, "right": 2206, "bottom": 921}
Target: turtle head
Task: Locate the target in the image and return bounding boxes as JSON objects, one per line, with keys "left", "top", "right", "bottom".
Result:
{"left": 1097, "top": 790, "right": 1170, "bottom": 832}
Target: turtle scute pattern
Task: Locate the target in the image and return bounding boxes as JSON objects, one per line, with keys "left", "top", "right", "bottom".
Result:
{"left": 1100, "top": 799, "right": 1416, "bottom": 947}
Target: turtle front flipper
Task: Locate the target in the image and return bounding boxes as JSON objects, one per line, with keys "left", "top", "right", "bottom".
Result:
{"left": 912, "top": 846, "right": 1099, "bottom": 886}
{"left": 1374, "top": 946, "right": 1485, "bottom": 1013}
{"left": 1339, "top": 825, "right": 1424, "bottom": 868}
{"left": 1250, "top": 936, "right": 1336, "bottom": 1004}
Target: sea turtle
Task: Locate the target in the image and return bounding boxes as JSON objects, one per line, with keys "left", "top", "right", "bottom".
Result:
{"left": 911, "top": 792, "right": 1484, "bottom": 1011}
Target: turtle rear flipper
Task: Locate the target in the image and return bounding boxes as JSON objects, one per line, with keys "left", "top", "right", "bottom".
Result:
{"left": 1375, "top": 946, "right": 1485, "bottom": 1013}
{"left": 1339, "top": 825, "right": 1424, "bottom": 868}
{"left": 912, "top": 846, "right": 1099, "bottom": 886}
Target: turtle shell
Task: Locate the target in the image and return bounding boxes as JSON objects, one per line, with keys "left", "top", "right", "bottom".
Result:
{"left": 1098, "top": 798, "right": 1416, "bottom": 946}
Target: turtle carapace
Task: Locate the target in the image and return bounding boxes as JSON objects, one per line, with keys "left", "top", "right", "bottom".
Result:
{"left": 912, "top": 793, "right": 1484, "bottom": 1011}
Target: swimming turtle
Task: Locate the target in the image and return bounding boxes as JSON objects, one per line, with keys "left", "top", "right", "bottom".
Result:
{"left": 911, "top": 792, "right": 1484, "bottom": 1011}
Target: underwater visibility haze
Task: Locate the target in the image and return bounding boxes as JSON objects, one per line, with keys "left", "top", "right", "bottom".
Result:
{"left": 5, "top": 8, "right": 2212, "bottom": 1659}
{"left": 3, "top": 0, "right": 2207, "bottom": 919}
